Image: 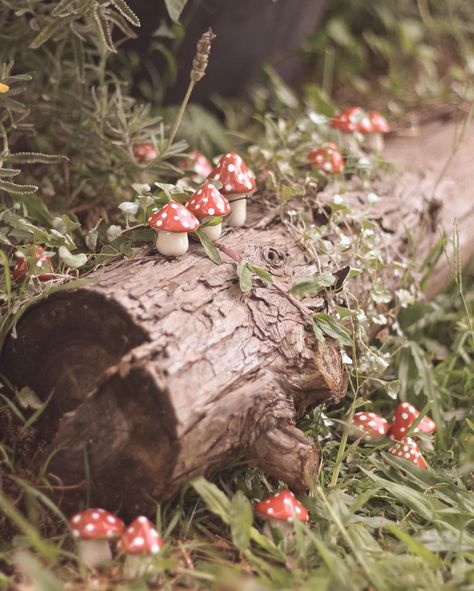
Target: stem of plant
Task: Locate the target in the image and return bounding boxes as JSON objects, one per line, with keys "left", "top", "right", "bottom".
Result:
{"left": 160, "top": 80, "right": 195, "bottom": 158}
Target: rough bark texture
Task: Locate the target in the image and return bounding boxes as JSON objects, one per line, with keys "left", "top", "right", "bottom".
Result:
{"left": 1, "top": 120, "right": 472, "bottom": 515}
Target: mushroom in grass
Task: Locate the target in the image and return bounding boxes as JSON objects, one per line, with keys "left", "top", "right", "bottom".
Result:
{"left": 307, "top": 142, "right": 344, "bottom": 174}
{"left": 186, "top": 182, "right": 230, "bottom": 241}
{"left": 148, "top": 201, "right": 199, "bottom": 257}
{"left": 348, "top": 412, "right": 389, "bottom": 442}
{"left": 330, "top": 106, "right": 365, "bottom": 152}
{"left": 255, "top": 490, "right": 309, "bottom": 537}
{"left": 388, "top": 402, "right": 436, "bottom": 441}
{"left": 207, "top": 152, "right": 256, "bottom": 227}
{"left": 366, "top": 111, "right": 390, "bottom": 152}
{"left": 69, "top": 508, "right": 125, "bottom": 569}
{"left": 133, "top": 143, "right": 157, "bottom": 163}
{"left": 12, "top": 245, "right": 54, "bottom": 282}
{"left": 119, "top": 516, "right": 164, "bottom": 578}
{"left": 388, "top": 437, "right": 427, "bottom": 469}
{"left": 178, "top": 150, "right": 213, "bottom": 178}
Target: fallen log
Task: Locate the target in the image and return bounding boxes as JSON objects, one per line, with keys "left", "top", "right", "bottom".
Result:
{"left": 2, "top": 119, "right": 472, "bottom": 515}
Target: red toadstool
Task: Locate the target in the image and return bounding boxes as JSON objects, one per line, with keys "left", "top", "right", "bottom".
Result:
{"left": 186, "top": 182, "right": 230, "bottom": 241}
{"left": 148, "top": 201, "right": 199, "bottom": 257}
{"left": 330, "top": 106, "right": 365, "bottom": 152}
{"left": 69, "top": 508, "right": 125, "bottom": 568}
{"left": 12, "top": 245, "right": 54, "bottom": 282}
{"left": 348, "top": 411, "right": 389, "bottom": 442}
{"left": 307, "top": 142, "right": 344, "bottom": 174}
{"left": 255, "top": 489, "right": 309, "bottom": 537}
{"left": 366, "top": 111, "right": 390, "bottom": 152}
{"left": 133, "top": 143, "right": 157, "bottom": 163}
{"left": 388, "top": 402, "right": 436, "bottom": 440}
{"left": 178, "top": 150, "right": 213, "bottom": 178}
{"left": 388, "top": 436, "right": 427, "bottom": 469}
{"left": 119, "top": 516, "right": 164, "bottom": 578}
{"left": 207, "top": 152, "right": 256, "bottom": 227}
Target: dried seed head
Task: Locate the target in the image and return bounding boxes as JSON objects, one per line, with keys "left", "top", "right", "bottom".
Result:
{"left": 191, "top": 28, "right": 216, "bottom": 82}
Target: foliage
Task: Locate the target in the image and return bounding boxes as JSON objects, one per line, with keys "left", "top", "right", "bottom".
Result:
{"left": 305, "top": 0, "right": 474, "bottom": 110}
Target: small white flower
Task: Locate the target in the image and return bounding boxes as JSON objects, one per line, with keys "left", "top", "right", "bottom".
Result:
{"left": 367, "top": 192, "right": 380, "bottom": 204}
{"left": 332, "top": 194, "right": 344, "bottom": 205}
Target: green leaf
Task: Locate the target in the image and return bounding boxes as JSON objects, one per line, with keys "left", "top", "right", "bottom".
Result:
{"left": 247, "top": 264, "right": 272, "bottom": 285}
{"left": 111, "top": 0, "right": 141, "bottom": 26}
{"left": 6, "top": 152, "right": 68, "bottom": 165}
{"left": 312, "top": 312, "right": 353, "bottom": 347}
{"left": 164, "top": 0, "right": 188, "bottom": 23}
{"left": 237, "top": 262, "right": 253, "bottom": 293}
{"left": 0, "top": 179, "right": 38, "bottom": 195}
{"left": 191, "top": 477, "right": 231, "bottom": 525}
{"left": 93, "top": 7, "right": 117, "bottom": 53}
{"left": 229, "top": 491, "right": 253, "bottom": 551}
{"left": 291, "top": 272, "right": 336, "bottom": 298}
{"left": 58, "top": 246, "right": 87, "bottom": 269}
{"left": 29, "top": 19, "right": 64, "bottom": 49}
{"left": 194, "top": 229, "right": 221, "bottom": 265}
{"left": 14, "top": 552, "right": 63, "bottom": 591}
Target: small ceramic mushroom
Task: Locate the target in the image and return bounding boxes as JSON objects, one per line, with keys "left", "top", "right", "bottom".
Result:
{"left": 388, "top": 402, "right": 436, "bottom": 440}
{"left": 255, "top": 489, "right": 309, "bottom": 537}
{"left": 207, "top": 152, "right": 256, "bottom": 227}
{"left": 348, "top": 411, "right": 389, "bottom": 442}
{"left": 178, "top": 150, "right": 213, "bottom": 178}
{"left": 148, "top": 201, "right": 199, "bottom": 257}
{"left": 365, "top": 111, "right": 390, "bottom": 152}
{"left": 330, "top": 106, "right": 365, "bottom": 152}
{"left": 388, "top": 436, "right": 427, "bottom": 469}
{"left": 69, "top": 508, "right": 125, "bottom": 569}
{"left": 307, "top": 142, "right": 344, "bottom": 174}
{"left": 12, "top": 245, "right": 54, "bottom": 282}
{"left": 186, "top": 182, "right": 230, "bottom": 241}
{"left": 119, "top": 516, "right": 164, "bottom": 578}
{"left": 133, "top": 143, "right": 157, "bottom": 163}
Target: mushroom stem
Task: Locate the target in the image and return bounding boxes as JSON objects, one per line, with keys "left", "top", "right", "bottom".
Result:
{"left": 201, "top": 223, "right": 222, "bottom": 242}
{"left": 78, "top": 539, "right": 112, "bottom": 569}
{"left": 227, "top": 197, "right": 247, "bottom": 227}
{"left": 156, "top": 231, "right": 189, "bottom": 257}
{"left": 123, "top": 555, "right": 154, "bottom": 579}
{"left": 367, "top": 132, "right": 384, "bottom": 153}
{"left": 262, "top": 520, "right": 294, "bottom": 539}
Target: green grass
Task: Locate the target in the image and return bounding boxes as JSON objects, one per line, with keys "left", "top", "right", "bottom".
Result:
{"left": 0, "top": 275, "right": 472, "bottom": 590}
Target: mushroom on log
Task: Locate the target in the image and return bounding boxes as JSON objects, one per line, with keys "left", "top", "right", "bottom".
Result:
{"left": 1, "top": 120, "right": 472, "bottom": 515}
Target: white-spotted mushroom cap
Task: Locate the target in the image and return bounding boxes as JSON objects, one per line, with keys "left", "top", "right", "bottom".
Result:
{"left": 368, "top": 111, "right": 390, "bottom": 133}
{"left": 207, "top": 152, "right": 256, "bottom": 197}
{"left": 186, "top": 182, "right": 230, "bottom": 219}
{"left": 330, "top": 106, "right": 365, "bottom": 133}
{"left": 119, "top": 516, "right": 164, "bottom": 555}
{"left": 178, "top": 150, "right": 213, "bottom": 177}
{"left": 349, "top": 412, "right": 389, "bottom": 441}
{"left": 255, "top": 490, "right": 309, "bottom": 523}
{"left": 307, "top": 142, "right": 344, "bottom": 174}
{"left": 388, "top": 402, "right": 436, "bottom": 440}
{"left": 69, "top": 508, "right": 125, "bottom": 540}
{"left": 388, "top": 436, "right": 427, "bottom": 469}
{"left": 148, "top": 202, "right": 199, "bottom": 233}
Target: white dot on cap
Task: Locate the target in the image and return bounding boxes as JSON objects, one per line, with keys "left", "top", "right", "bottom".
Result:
{"left": 214, "top": 173, "right": 220, "bottom": 180}
{"left": 92, "top": 512, "right": 100, "bottom": 519}
{"left": 72, "top": 515, "right": 81, "bottom": 524}
{"left": 208, "top": 208, "right": 215, "bottom": 216}
{"left": 182, "top": 221, "right": 189, "bottom": 228}
{"left": 197, "top": 189, "right": 202, "bottom": 195}
{"left": 225, "top": 184, "right": 232, "bottom": 192}
{"left": 267, "top": 507, "right": 274, "bottom": 514}
{"left": 85, "top": 523, "right": 95, "bottom": 532}
{"left": 195, "top": 204, "right": 200, "bottom": 209}
{"left": 157, "top": 220, "right": 162, "bottom": 226}
{"left": 174, "top": 216, "right": 179, "bottom": 221}
{"left": 106, "top": 515, "right": 116, "bottom": 524}
{"left": 295, "top": 506, "right": 301, "bottom": 514}
{"left": 171, "top": 203, "right": 178, "bottom": 209}
{"left": 246, "top": 181, "right": 253, "bottom": 189}
{"left": 162, "top": 212, "right": 167, "bottom": 218}
{"left": 379, "top": 427, "right": 385, "bottom": 434}
{"left": 401, "top": 413, "right": 408, "bottom": 420}
{"left": 405, "top": 453, "right": 411, "bottom": 459}
{"left": 227, "top": 164, "right": 235, "bottom": 172}
{"left": 134, "top": 537, "right": 145, "bottom": 546}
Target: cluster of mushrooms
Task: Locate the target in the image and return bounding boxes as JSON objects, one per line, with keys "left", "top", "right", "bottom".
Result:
{"left": 68, "top": 491, "right": 309, "bottom": 576}
{"left": 348, "top": 401, "right": 437, "bottom": 468}
{"left": 147, "top": 152, "right": 256, "bottom": 257}
{"left": 307, "top": 107, "right": 390, "bottom": 174}
{"left": 138, "top": 106, "right": 389, "bottom": 258}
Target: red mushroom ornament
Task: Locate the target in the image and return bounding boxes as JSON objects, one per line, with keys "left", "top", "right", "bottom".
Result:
{"left": 348, "top": 412, "right": 389, "bottom": 442}
{"left": 388, "top": 436, "right": 427, "bottom": 469}
{"left": 366, "top": 111, "right": 390, "bottom": 152}
{"left": 330, "top": 106, "right": 365, "bottom": 152}
{"left": 133, "top": 143, "right": 157, "bottom": 163}
{"left": 119, "top": 516, "right": 164, "bottom": 578}
{"left": 12, "top": 245, "right": 54, "bottom": 282}
{"left": 308, "top": 142, "right": 344, "bottom": 174}
{"left": 69, "top": 508, "right": 125, "bottom": 569}
{"left": 207, "top": 152, "right": 256, "bottom": 227}
{"left": 255, "top": 489, "right": 309, "bottom": 537}
{"left": 186, "top": 182, "right": 230, "bottom": 241}
{"left": 388, "top": 402, "right": 436, "bottom": 441}
{"left": 178, "top": 150, "right": 213, "bottom": 178}
{"left": 148, "top": 201, "right": 199, "bottom": 257}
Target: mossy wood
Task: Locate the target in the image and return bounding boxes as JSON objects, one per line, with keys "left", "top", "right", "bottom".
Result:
{"left": 2, "top": 120, "right": 472, "bottom": 515}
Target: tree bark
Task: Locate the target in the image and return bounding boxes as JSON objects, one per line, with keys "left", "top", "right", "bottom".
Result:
{"left": 1, "top": 119, "right": 472, "bottom": 515}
